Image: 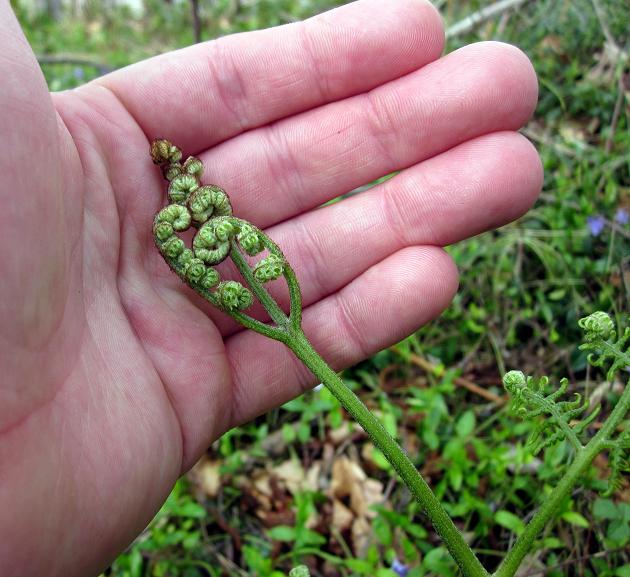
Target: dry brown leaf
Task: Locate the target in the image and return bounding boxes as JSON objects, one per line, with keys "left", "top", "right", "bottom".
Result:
{"left": 351, "top": 516, "right": 372, "bottom": 558}
{"left": 234, "top": 471, "right": 273, "bottom": 511}
{"left": 329, "top": 422, "right": 361, "bottom": 445}
{"left": 331, "top": 456, "right": 366, "bottom": 499}
{"left": 305, "top": 462, "right": 322, "bottom": 492}
{"left": 332, "top": 498, "right": 354, "bottom": 532}
{"left": 252, "top": 470, "right": 273, "bottom": 497}
{"left": 274, "top": 459, "right": 306, "bottom": 496}
{"left": 190, "top": 457, "right": 221, "bottom": 498}
{"left": 349, "top": 478, "right": 384, "bottom": 518}
{"left": 361, "top": 442, "right": 375, "bottom": 466}
{"left": 559, "top": 122, "right": 587, "bottom": 146}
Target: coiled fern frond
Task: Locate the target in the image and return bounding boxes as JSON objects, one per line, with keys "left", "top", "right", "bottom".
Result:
{"left": 578, "top": 311, "right": 630, "bottom": 382}
{"left": 504, "top": 312, "right": 629, "bottom": 494}
{"left": 604, "top": 428, "right": 630, "bottom": 497}
{"left": 502, "top": 371, "right": 596, "bottom": 454}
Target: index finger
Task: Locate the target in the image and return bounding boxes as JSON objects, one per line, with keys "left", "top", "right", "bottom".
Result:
{"left": 95, "top": 0, "right": 444, "bottom": 153}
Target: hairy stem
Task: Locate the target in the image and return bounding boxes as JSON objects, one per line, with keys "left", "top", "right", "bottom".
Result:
{"left": 494, "top": 380, "right": 630, "bottom": 577}
{"left": 287, "top": 327, "right": 489, "bottom": 577}
{"left": 229, "top": 240, "right": 289, "bottom": 328}
{"left": 545, "top": 398, "right": 583, "bottom": 452}
{"left": 603, "top": 341, "right": 630, "bottom": 368}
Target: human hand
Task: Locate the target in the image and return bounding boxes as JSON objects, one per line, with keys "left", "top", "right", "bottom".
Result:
{"left": 0, "top": 0, "right": 542, "bottom": 574}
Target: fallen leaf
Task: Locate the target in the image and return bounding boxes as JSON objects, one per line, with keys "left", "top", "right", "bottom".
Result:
{"left": 332, "top": 498, "right": 354, "bottom": 532}
{"left": 331, "top": 456, "right": 366, "bottom": 499}
{"left": 190, "top": 457, "right": 221, "bottom": 498}
{"left": 275, "top": 459, "right": 306, "bottom": 496}
{"left": 351, "top": 516, "right": 372, "bottom": 558}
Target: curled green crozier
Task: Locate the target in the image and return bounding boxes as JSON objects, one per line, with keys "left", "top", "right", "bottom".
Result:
{"left": 237, "top": 223, "right": 264, "bottom": 256}
{"left": 188, "top": 185, "right": 232, "bottom": 224}
{"left": 151, "top": 139, "right": 302, "bottom": 332}
{"left": 168, "top": 173, "right": 198, "bottom": 203}
{"left": 215, "top": 280, "right": 253, "bottom": 311}
{"left": 151, "top": 139, "right": 182, "bottom": 164}
{"left": 503, "top": 371, "right": 596, "bottom": 454}
{"left": 579, "top": 311, "right": 616, "bottom": 342}
{"left": 155, "top": 204, "right": 192, "bottom": 231}
{"left": 192, "top": 220, "right": 233, "bottom": 265}
{"left": 182, "top": 156, "right": 204, "bottom": 178}
{"left": 183, "top": 257, "right": 207, "bottom": 284}
{"left": 254, "top": 254, "right": 284, "bottom": 283}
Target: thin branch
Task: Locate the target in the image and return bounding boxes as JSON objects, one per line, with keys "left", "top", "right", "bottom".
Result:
{"left": 590, "top": 0, "right": 622, "bottom": 58}
{"left": 446, "top": 0, "right": 529, "bottom": 39}
{"left": 521, "top": 126, "right": 583, "bottom": 158}
{"left": 190, "top": 0, "right": 202, "bottom": 44}
{"left": 407, "top": 353, "right": 506, "bottom": 404}
{"left": 604, "top": 73, "right": 626, "bottom": 154}
{"left": 519, "top": 546, "right": 628, "bottom": 577}
{"left": 36, "top": 54, "right": 113, "bottom": 76}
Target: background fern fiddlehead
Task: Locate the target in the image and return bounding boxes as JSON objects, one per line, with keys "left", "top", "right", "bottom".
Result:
{"left": 495, "top": 312, "right": 630, "bottom": 577}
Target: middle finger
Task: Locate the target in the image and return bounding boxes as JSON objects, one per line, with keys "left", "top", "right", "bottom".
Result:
{"left": 199, "top": 41, "right": 538, "bottom": 228}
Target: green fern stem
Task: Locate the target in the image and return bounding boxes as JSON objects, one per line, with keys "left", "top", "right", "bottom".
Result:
{"left": 231, "top": 238, "right": 489, "bottom": 576}
{"left": 494, "top": 378, "right": 630, "bottom": 577}
{"left": 286, "top": 327, "right": 489, "bottom": 577}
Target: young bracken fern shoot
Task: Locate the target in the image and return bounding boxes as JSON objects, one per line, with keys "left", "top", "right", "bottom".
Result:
{"left": 503, "top": 311, "right": 629, "bottom": 490}
{"left": 149, "top": 140, "right": 629, "bottom": 577}
{"left": 497, "top": 311, "right": 630, "bottom": 577}
{"left": 502, "top": 371, "right": 598, "bottom": 455}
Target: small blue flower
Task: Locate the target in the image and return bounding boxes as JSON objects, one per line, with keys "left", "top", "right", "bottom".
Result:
{"left": 73, "top": 67, "right": 85, "bottom": 80}
{"left": 391, "top": 558, "right": 410, "bottom": 577}
{"left": 587, "top": 215, "right": 606, "bottom": 237}
{"left": 614, "top": 208, "right": 629, "bottom": 225}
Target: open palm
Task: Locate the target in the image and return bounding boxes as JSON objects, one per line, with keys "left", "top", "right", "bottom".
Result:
{"left": 0, "top": 0, "right": 542, "bottom": 575}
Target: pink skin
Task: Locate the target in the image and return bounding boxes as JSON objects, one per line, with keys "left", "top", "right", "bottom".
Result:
{"left": 0, "top": 0, "right": 542, "bottom": 575}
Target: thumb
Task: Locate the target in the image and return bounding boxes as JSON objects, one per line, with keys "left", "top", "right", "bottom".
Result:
{"left": 0, "top": 0, "right": 77, "bottom": 428}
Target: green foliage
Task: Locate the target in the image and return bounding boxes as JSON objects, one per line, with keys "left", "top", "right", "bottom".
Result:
{"left": 593, "top": 498, "right": 630, "bottom": 547}
{"left": 267, "top": 492, "right": 327, "bottom": 553}
{"left": 108, "top": 480, "right": 212, "bottom": 577}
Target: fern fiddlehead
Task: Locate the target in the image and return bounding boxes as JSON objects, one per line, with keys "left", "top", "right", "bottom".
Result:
{"left": 502, "top": 312, "right": 629, "bottom": 496}
{"left": 502, "top": 371, "right": 597, "bottom": 453}
{"left": 150, "top": 138, "right": 489, "bottom": 577}
{"left": 495, "top": 312, "right": 629, "bottom": 577}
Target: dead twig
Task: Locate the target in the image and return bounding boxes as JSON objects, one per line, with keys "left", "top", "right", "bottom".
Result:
{"left": 36, "top": 53, "right": 113, "bottom": 76}
{"left": 446, "top": 0, "right": 529, "bottom": 39}
{"left": 406, "top": 353, "right": 506, "bottom": 404}
{"left": 590, "top": 0, "right": 626, "bottom": 62}
{"left": 190, "top": 0, "right": 202, "bottom": 43}
{"left": 604, "top": 72, "right": 626, "bottom": 154}
{"left": 519, "top": 546, "right": 628, "bottom": 577}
